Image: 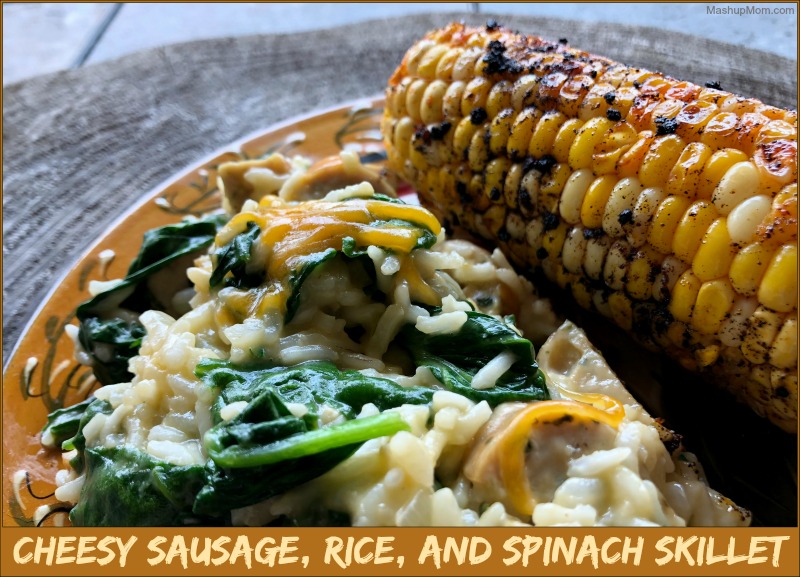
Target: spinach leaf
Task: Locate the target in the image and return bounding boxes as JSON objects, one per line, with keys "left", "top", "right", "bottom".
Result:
{"left": 398, "top": 311, "right": 549, "bottom": 405}
{"left": 190, "top": 360, "right": 422, "bottom": 514}
{"left": 70, "top": 446, "right": 209, "bottom": 526}
{"left": 195, "top": 359, "right": 434, "bottom": 423}
{"left": 77, "top": 213, "right": 227, "bottom": 386}
{"left": 194, "top": 444, "right": 360, "bottom": 516}
{"left": 285, "top": 248, "right": 337, "bottom": 323}
{"left": 209, "top": 221, "right": 262, "bottom": 289}
{"left": 61, "top": 399, "right": 113, "bottom": 472}
{"left": 40, "top": 398, "right": 95, "bottom": 449}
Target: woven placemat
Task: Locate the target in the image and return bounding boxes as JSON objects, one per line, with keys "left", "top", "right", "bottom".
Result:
{"left": 3, "top": 11, "right": 797, "bottom": 358}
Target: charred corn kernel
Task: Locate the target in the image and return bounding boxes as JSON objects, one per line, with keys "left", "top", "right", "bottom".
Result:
{"left": 729, "top": 242, "right": 775, "bottom": 296}
{"left": 756, "top": 119, "right": 798, "bottom": 145}
{"left": 603, "top": 240, "right": 631, "bottom": 291}
{"left": 652, "top": 255, "right": 689, "bottom": 302}
{"left": 735, "top": 112, "right": 769, "bottom": 155}
{"left": 507, "top": 108, "right": 541, "bottom": 159}
{"left": 451, "top": 47, "right": 482, "bottom": 81}
{"left": 719, "top": 297, "right": 759, "bottom": 347}
{"left": 503, "top": 163, "right": 524, "bottom": 209}
{"left": 552, "top": 118, "right": 584, "bottom": 163}
{"left": 675, "top": 100, "right": 719, "bottom": 141}
{"left": 568, "top": 117, "right": 615, "bottom": 170}
{"left": 578, "top": 82, "right": 615, "bottom": 121}
{"left": 420, "top": 80, "right": 448, "bottom": 124}
{"left": 628, "top": 186, "right": 667, "bottom": 248}
{"left": 692, "top": 218, "right": 736, "bottom": 281}
{"left": 759, "top": 245, "right": 798, "bottom": 313}
{"left": 442, "top": 81, "right": 467, "bottom": 118}
{"left": 626, "top": 247, "right": 659, "bottom": 300}
{"left": 529, "top": 110, "right": 567, "bottom": 157}
{"left": 453, "top": 116, "right": 480, "bottom": 160}
{"left": 468, "top": 126, "right": 490, "bottom": 172}
{"left": 484, "top": 157, "right": 512, "bottom": 203}
{"left": 648, "top": 195, "right": 692, "bottom": 254}
{"left": 581, "top": 175, "right": 618, "bottom": 228}
{"left": 489, "top": 110, "right": 515, "bottom": 155}
{"left": 697, "top": 148, "right": 750, "bottom": 198}
{"left": 665, "top": 142, "right": 713, "bottom": 198}
{"left": 727, "top": 195, "right": 772, "bottom": 246}
{"left": 560, "top": 169, "right": 594, "bottom": 224}
{"left": 711, "top": 161, "right": 760, "bottom": 215}
{"left": 542, "top": 222, "right": 568, "bottom": 260}
{"left": 433, "top": 47, "right": 462, "bottom": 80}
{"left": 754, "top": 139, "right": 798, "bottom": 194}
{"left": 417, "top": 45, "right": 448, "bottom": 78}
{"left": 386, "top": 23, "right": 798, "bottom": 431}
{"left": 539, "top": 163, "right": 571, "bottom": 213}
{"left": 559, "top": 75, "right": 593, "bottom": 118}
{"left": 405, "top": 79, "right": 428, "bottom": 123}
{"left": 583, "top": 235, "right": 612, "bottom": 280}
{"left": 486, "top": 80, "right": 513, "bottom": 118}
{"left": 770, "top": 318, "right": 798, "bottom": 370}
{"left": 404, "top": 39, "right": 437, "bottom": 76}
{"left": 741, "top": 306, "right": 782, "bottom": 365}
{"left": 511, "top": 75, "right": 540, "bottom": 110}
{"left": 602, "top": 177, "right": 643, "bottom": 237}
{"left": 639, "top": 134, "right": 686, "bottom": 188}
{"left": 694, "top": 345, "right": 721, "bottom": 367}
{"left": 608, "top": 292, "right": 633, "bottom": 331}
{"left": 692, "top": 279, "right": 736, "bottom": 334}
{"left": 592, "top": 121, "right": 639, "bottom": 174}
{"left": 701, "top": 111, "right": 740, "bottom": 149}
{"left": 562, "top": 225, "right": 587, "bottom": 273}
{"left": 617, "top": 130, "right": 655, "bottom": 177}
{"left": 670, "top": 269, "right": 702, "bottom": 322}
{"left": 672, "top": 200, "right": 718, "bottom": 264}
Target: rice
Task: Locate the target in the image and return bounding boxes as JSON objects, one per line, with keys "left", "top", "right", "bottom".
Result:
{"left": 57, "top": 152, "right": 749, "bottom": 528}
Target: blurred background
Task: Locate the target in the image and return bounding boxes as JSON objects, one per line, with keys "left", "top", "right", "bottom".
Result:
{"left": 3, "top": 1, "right": 798, "bottom": 85}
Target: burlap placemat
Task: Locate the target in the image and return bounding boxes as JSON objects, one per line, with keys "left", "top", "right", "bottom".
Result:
{"left": 3, "top": 11, "right": 797, "bottom": 359}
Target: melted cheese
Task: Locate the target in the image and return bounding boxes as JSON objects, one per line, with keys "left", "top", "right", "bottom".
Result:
{"left": 217, "top": 195, "right": 443, "bottom": 317}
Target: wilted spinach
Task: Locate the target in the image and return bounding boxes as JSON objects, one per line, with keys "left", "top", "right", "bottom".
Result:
{"left": 77, "top": 213, "right": 227, "bottom": 385}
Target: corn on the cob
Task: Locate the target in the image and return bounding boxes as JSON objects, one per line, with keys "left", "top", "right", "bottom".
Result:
{"left": 382, "top": 23, "right": 798, "bottom": 432}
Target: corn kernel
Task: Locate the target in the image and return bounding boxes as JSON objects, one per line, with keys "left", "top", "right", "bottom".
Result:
{"left": 560, "top": 169, "right": 595, "bottom": 224}
{"left": 711, "top": 161, "right": 760, "bottom": 215}
{"left": 528, "top": 110, "right": 567, "bottom": 157}
{"left": 602, "top": 177, "right": 644, "bottom": 238}
{"left": 608, "top": 292, "right": 633, "bottom": 331}
{"left": 665, "top": 141, "right": 713, "bottom": 198}
{"left": 639, "top": 134, "right": 687, "bottom": 188}
{"left": 461, "top": 76, "right": 493, "bottom": 117}
{"left": 628, "top": 186, "right": 666, "bottom": 248}
{"left": 442, "top": 80, "right": 466, "bottom": 119}
{"left": 672, "top": 200, "right": 718, "bottom": 264}
{"left": 507, "top": 108, "right": 541, "bottom": 159}
{"left": 552, "top": 118, "right": 584, "bottom": 163}
{"left": 581, "top": 175, "right": 618, "bottom": 229}
{"left": 729, "top": 242, "right": 775, "bottom": 296}
{"left": 420, "top": 80, "right": 448, "bottom": 124}
{"left": 758, "top": 244, "right": 798, "bottom": 313}
{"left": 669, "top": 269, "right": 702, "bottom": 323}
{"left": 770, "top": 318, "right": 798, "bottom": 370}
{"left": 692, "top": 279, "right": 735, "bottom": 334}
{"left": 696, "top": 148, "right": 749, "bottom": 199}
{"left": 568, "top": 117, "right": 615, "bottom": 170}
{"left": 741, "top": 306, "right": 782, "bottom": 364}
{"left": 648, "top": 195, "right": 691, "bottom": 254}
{"left": 486, "top": 80, "right": 513, "bottom": 118}
{"left": 692, "top": 218, "right": 736, "bottom": 281}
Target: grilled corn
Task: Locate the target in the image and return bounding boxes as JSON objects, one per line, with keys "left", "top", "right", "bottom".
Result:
{"left": 382, "top": 23, "right": 798, "bottom": 432}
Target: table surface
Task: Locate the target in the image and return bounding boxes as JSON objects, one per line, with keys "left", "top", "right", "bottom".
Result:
{"left": 3, "top": 1, "right": 798, "bottom": 85}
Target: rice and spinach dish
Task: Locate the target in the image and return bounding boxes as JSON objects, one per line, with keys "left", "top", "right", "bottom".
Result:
{"left": 42, "top": 151, "right": 750, "bottom": 527}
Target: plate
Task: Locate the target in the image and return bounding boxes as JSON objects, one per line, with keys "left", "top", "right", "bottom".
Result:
{"left": 2, "top": 96, "right": 796, "bottom": 528}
